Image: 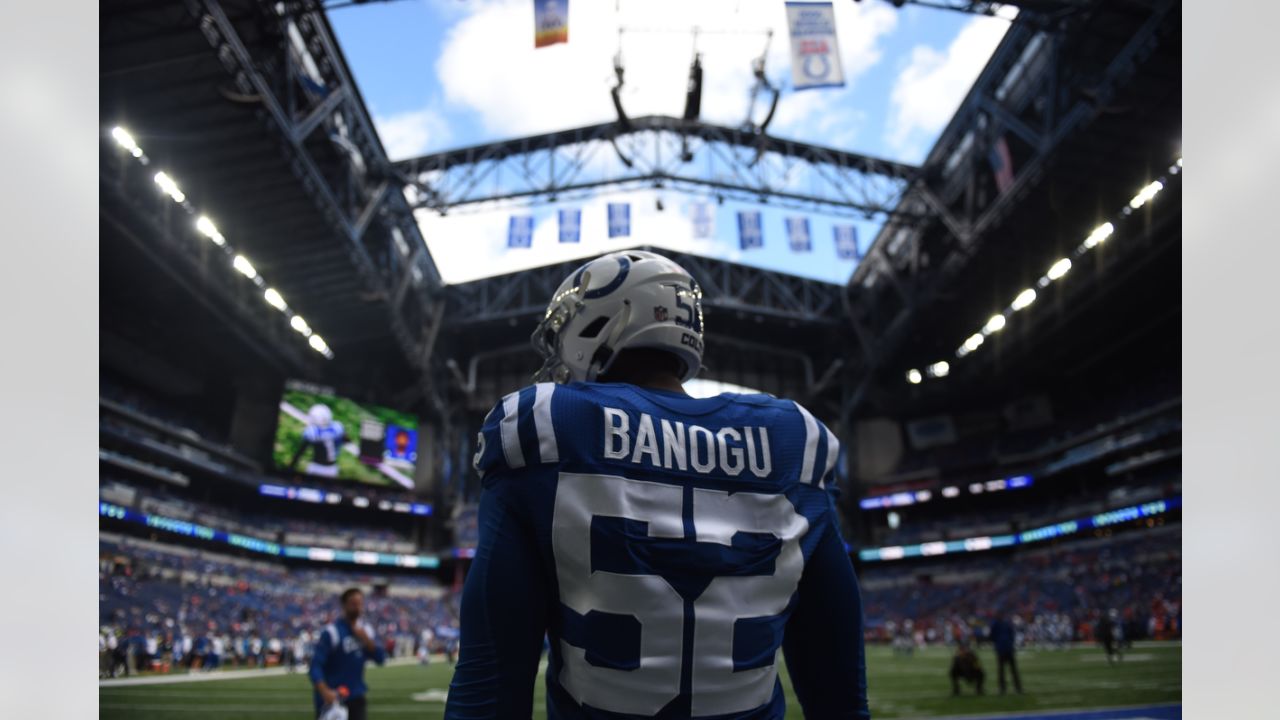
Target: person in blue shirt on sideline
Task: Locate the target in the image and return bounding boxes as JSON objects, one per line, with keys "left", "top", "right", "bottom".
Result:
{"left": 309, "top": 588, "right": 387, "bottom": 720}
{"left": 444, "top": 251, "right": 870, "bottom": 719}
{"left": 988, "top": 612, "right": 1023, "bottom": 695}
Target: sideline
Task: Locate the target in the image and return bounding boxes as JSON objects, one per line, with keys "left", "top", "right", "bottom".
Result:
{"left": 100, "top": 655, "right": 430, "bottom": 688}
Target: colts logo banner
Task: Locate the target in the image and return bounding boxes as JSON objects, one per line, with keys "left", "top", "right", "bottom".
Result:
{"left": 508, "top": 215, "right": 534, "bottom": 248}
{"left": 558, "top": 209, "right": 581, "bottom": 243}
{"left": 607, "top": 203, "right": 631, "bottom": 238}
{"left": 534, "top": 0, "right": 569, "bottom": 48}
{"left": 737, "top": 210, "right": 763, "bottom": 250}
{"left": 786, "top": 216, "right": 812, "bottom": 252}
{"left": 785, "top": 2, "right": 845, "bottom": 90}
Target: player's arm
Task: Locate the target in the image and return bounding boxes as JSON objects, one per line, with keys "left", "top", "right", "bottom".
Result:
{"left": 782, "top": 507, "right": 870, "bottom": 719}
{"left": 288, "top": 432, "right": 310, "bottom": 469}
{"left": 353, "top": 623, "right": 386, "bottom": 665}
{"left": 308, "top": 629, "right": 337, "bottom": 706}
{"left": 443, "top": 469, "right": 549, "bottom": 720}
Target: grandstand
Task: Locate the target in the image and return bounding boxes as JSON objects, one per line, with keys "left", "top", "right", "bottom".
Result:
{"left": 99, "top": 0, "right": 1180, "bottom": 718}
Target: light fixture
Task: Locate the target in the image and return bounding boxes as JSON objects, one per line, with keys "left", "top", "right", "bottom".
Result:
{"left": 291, "top": 315, "right": 312, "bottom": 336}
{"left": 983, "top": 314, "right": 1006, "bottom": 334}
{"left": 196, "top": 216, "right": 226, "bottom": 245}
{"left": 1083, "top": 222, "right": 1114, "bottom": 249}
{"left": 309, "top": 334, "right": 329, "bottom": 353}
{"left": 1046, "top": 258, "right": 1071, "bottom": 281}
{"left": 264, "top": 288, "right": 287, "bottom": 311}
{"left": 111, "top": 127, "right": 143, "bottom": 157}
{"left": 1011, "top": 288, "right": 1036, "bottom": 311}
{"left": 906, "top": 368, "right": 922, "bottom": 384}
{"left": 1128, "top": 180, "right": 1163, "bottom": 209}
{"left": 232, "top": 255, "right": 257, "bottom": 280}
{"left": 964, "top": 333, "right": 985, "bottom": 352}
{"left": 153, "top": 172, "right": 185, "bottom": 203}
{"left": 927, "top": 361, "right": 950, "bottom": 378}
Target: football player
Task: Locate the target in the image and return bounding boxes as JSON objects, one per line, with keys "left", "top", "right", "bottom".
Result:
{"left": 444, "top": 251, "right": 869, "bottom": 719}
{"left": 290, "top": 403, "right": 345, "bottom": 478}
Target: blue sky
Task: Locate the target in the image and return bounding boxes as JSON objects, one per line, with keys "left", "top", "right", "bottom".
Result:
{"left": 329, "top": 0, "right": 1014, "bottom": 285}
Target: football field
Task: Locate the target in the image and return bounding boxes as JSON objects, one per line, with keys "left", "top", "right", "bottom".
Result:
{"left": 100, "top": 643, "right": 1180, "bottom": 719}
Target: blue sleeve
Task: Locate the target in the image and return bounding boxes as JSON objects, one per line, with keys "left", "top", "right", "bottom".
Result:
{"left": 782, "top": 515, "right": 870, "bottom": 719}
{"left": 444, "top": 470, "right": 549, "bottom": 720}
{"left": 308, "top": 630, "right": 330, "bottom": 686}
{"left": 371, "top": 637, "right": 387, "bottom": 666}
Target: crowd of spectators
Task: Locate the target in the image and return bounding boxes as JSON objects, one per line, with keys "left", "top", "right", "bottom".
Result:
{"left": 860, "top": 527, "right": 1181, "bottom": 649}
{"left": 98, "top": 539, "right": 458, "bottom": 678}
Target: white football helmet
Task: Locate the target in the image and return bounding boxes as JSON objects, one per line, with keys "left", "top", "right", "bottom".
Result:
{"left": 532, "top": 250, "right": 705, "bottom": 384}
{"left": 308, "top": 403, "right": 333, "bottom": 427}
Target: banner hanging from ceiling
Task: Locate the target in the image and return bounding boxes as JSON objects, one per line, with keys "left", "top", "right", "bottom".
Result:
{"left": 691, "top": 202, "right": 715, "bottom": 240}
{"left": 834, "top": 224, "right": 860, "bottom": 260}
{"left": 534, "top": 0, "right": 569, "bottom": 48}
{"left": 508, "top": 215, "right": 534, "bottom": 248}
{"left": 785, "top": 2, "right": 845, "bottom": 90}
{"left": 786, "top": 216, "right": 812, "bottom": 252}
{"left": 558, "top": 209, "right": 581, "bottom": 243}
{"left": 738, "top": 210, "right": 764, "bottom": 250}
{"left": 607, "top": 203, "right": 631, "bottom": 238}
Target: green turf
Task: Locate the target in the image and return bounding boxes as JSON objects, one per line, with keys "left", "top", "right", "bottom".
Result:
{"left": 100, "top": 643, "right": 1180, "bottom": 719}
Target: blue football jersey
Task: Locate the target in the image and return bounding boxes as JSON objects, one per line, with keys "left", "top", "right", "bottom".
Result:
{"left": 446, "top": 381, "right": 869, "bottom": 720}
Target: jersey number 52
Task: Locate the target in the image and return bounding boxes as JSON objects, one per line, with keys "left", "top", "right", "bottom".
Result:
{"left": 552, "top": 472, "right": 809, "bottom": 716}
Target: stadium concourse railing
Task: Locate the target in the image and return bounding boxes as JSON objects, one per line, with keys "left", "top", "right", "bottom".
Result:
{"left": 853, "top": 497, "right": 1180, "bottom": 563}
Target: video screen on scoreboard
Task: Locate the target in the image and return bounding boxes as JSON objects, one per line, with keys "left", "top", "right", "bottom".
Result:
{"left": 273, "top": 380, "right": 420, "bottom": 489}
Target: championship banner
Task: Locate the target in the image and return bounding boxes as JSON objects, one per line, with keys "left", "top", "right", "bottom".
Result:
{"left": 691, "top": 202, "right": 715, "bottom": 239}
{"left": 737, "top": 210, "right": 764, "bottom": 250}
{"left": 834, "top": 224, "right": 859, "bottom": 259}
{"left": 558, "top": 209, "right": 581, "bottom": 243}
{"left": 785, "top": 2, "right": 845, "bottom": 90}
{"left": 508, "top": 215, "right": 534, "bottom": 248}
{"left": 786, "top": 216, "right": 812, "bottom": 252}
{"left": 607, "top": 203, "right": 630, "bottom": 238}
{"left": 534, "top": 0, "right": 569, "bottom": 48}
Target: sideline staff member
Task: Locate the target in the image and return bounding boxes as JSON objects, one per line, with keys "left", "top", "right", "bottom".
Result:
{"left": 310, "top": 588, "right": 387, "bottom": 720}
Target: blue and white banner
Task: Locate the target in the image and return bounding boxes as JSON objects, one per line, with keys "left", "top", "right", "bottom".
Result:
{"left": 508, "top": 215, "right": 534, "bottom": 248}
{"left": 786, "top": 216, "right": 812, "bottom": 252}
{"left": 737, "top": 210, "right": 764, "bottom": 250}
{"left": 785, "top": 2, "right": 845, "bottom": 90}
{"left": 534, "top": 0, "right": 569, "bottom": 48}
{"left": 558, "top": 208, "right": 581, "bottom": 243}
{"left": 607, "top": 202, "right": 630, "bottom": 238}
{"left": 691, "top": 202, "right": 715, "bottom": 240}
{"left": 834, "top": 224, "right": 859, "bottom": 259}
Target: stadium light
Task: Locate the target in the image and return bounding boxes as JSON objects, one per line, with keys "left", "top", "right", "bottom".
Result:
{"left": 110, "top": 126, "right": 143, "bottom": 158}
{"left": 1083, "top": 222, "right": 1114, "bottom": 249}
{"left": 1046, "top": 257, "right": 1071, "bottom": 281}
{"left": 194, "top": 216, "right": 226, "bottom": 246}
{"left": 983, "top": 314, "right": 1006, "bottom": 334}
{"left": 291, "top": 315, "right": 312, "bottom": 336}
{"left": 1011, "top": 288, "right": 1036, "bottom": 311}
{"left": 153, "top": 172, "right": 185, "bottom": 203}
{"left": 309, "top": 334, "right": 329, "bottom": 354}
{"left": 906, "top": 368, "right": 922, "bottom": 385}
{"left": 232, "top": 254, "right": 257, "bottom": 280}
{"left": 964, "top": 333, "right": 985, "bottom": 352}
{"left": 264, "top": 288, "right": 287, "bottom": 311}
{"left": 927, "top": 361, "right": 950, "bottom": 378}
{"left": 1128, "top": 180, "right": 1163, "bottom": 209}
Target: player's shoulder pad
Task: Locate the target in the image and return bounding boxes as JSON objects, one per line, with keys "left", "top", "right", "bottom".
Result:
{"left": 787, "top": 399, "right": 843, "bottom": 492}
{"left": 473, "top": 382, "right": 564, "bottom": 477}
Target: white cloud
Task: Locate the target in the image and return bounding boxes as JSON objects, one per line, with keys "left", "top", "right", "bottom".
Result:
{"left": 434, "top": 0, "right": 897, "bottom": 141}
{"left": 885, "top": 9, "right": 1015, "bottom": 160}
{"left": 374, "top": 106, "right": 450, "bottom": 160}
